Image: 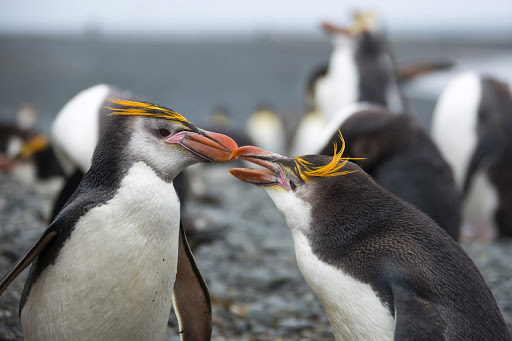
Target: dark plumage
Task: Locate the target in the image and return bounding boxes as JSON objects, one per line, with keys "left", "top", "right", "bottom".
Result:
{"left": 321, "top": 108, "right": 461, "bottom": 240}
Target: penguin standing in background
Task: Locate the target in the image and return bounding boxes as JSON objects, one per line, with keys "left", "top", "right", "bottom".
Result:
{"left": 0, "top": 99, "right": 239, "bottom": 340}
{"left": 229, "top": 144, "right": 510, "bottom": 340}
{"left": 0, "top": 124, "right": 64, "bottom": 192}
{"left": 245, "top": 103, "right": 286, "bottom": 155}
{"left": 432, "top": 73, "right": 512, "bottom": 238}
{"left": 290, "top": 11, "right": 403, "bottom": 156}
{"left": 319, "top": 108, "right": 461, "bottom": 240}
{"left": 319, "top": 11, "right": 404, "bottom": 121}
{"left": 50, "top": 84, "right": 188, "bottom": 221}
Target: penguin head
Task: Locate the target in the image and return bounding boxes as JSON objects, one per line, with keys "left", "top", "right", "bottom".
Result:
{"left": 103, "top": 99, "right": 238, "bottom": 181}
{"left": 230, "top": 134, "right": 362, "bottom": 231}
{"left": 321, "top": 11, "right": 380, "bottom": 46}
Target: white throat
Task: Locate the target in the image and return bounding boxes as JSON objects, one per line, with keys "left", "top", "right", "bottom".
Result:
{"left": 264, "top": 186, "right": 395, "bottom": 340}
{"left": 291, "top": 231, "right": 395, "bottom": 341}
{"left": 319, "top": 38, "right": 359, "bottom": 122}
{"left": 21, "top": 162, "right": 181, "bottom": 340}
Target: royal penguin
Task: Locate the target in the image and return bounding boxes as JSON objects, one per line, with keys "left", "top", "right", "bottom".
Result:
{"left": 290, "top": 11, "right": 403, "bottom": 156}
{"left": 0, "top": 123, "right": 64, "bottom": 192}
{"left": 0, "top": 99, "right": 239, "bottom": 340}
{"left": 50, "top": 84, "right": 189, "bottom": 221}
{"left": 245, "top": 103, "right": 286, "bottom": 155}
{"left": 432, "top": 72, "right": 512, "bottom": 238}
{"left": 229, "top": 143, "right": 510, "bottom": 341}
{"left": 319, "top": 11, "right": 404, "bottom": 121}
{"left": 319, "top": 108, "right": 461, "bottom": 239}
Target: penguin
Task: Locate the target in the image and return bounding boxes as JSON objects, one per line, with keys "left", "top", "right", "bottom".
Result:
{"left": 245, "top": 103, "right": 286, "bottom": 155}
{"left": 319, "top": 11, "right": 404, "bottom": 121}
{"left": 229, "top": 143, "right": 511, "bottom": 341}
{"left": 432, "top": 72, "right": 512, "bottom": 238}
{"left": 49, "top": 84, "right": 188, "bottom": 221}
{"left": 318, "top": 107, "right": 461, "bottom": 240}
{"left": 290, "top": 11, "right": 404, "bottom": 156}
{"left": 0, "top": 123, "right": 64, "bottom": 191}
{"left": 0, "top": 99, "right": 239, "bottom": 340}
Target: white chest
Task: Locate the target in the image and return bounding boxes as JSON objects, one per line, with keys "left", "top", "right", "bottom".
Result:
{"left": 291, "top": 232, "right": 395, "bottom": 341}
{"left": 321, "top": 43, "right": 359, "bottom": 122}
{"left": 21, "top": 162, "right": 181, "bottom": 341}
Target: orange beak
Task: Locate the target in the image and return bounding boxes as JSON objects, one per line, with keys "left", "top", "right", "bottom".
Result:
{"left": 166, "top": 130, "right": 238, "bottom": 162}
{"left": 229, "top": 146, "right": 291, "bottom": 190}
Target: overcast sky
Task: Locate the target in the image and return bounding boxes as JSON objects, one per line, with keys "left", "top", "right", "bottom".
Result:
{"left": 1, "top": 0, "right": 512, "bottom": 36}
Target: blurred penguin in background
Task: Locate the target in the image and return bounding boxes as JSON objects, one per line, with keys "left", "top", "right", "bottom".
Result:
{"left": 246, "top": 103, "right": 286, "bottom": 155}
{"left": 0, "top": 105, "right": 64, "bottom": 192}
{"left": 318, "top": 11, "right": 404, "bottom": 121}
{"left": 432, "top": 72, "right": 512, "bottom": 239}
{"left": 291, "top": 10, "right": 453, "bottom": 157}
{"left": 290, "top": 11, "right": 403, "bottom": 156}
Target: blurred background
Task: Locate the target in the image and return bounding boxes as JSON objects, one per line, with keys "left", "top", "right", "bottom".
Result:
{"left": 1, "top": 1, "right": 511, "bottom": 340}
{"left": 1, "top": 0, "right": 511, "bottom": 131}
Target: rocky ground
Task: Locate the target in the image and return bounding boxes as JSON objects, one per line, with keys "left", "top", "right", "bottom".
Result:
{"left": 0, "top": 167, "right": 511, "bottom": 340}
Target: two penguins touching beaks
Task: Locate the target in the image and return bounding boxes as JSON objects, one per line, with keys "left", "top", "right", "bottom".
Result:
{"left": 0, "top": 95, "right": 510, "bottom": 340}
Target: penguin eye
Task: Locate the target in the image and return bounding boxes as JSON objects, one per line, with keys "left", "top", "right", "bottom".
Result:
{"left": 159, "top": 128, "right": 171, "bottom": 137}
{"left": 289, "top": 180, "right": 297, "bottom": 190}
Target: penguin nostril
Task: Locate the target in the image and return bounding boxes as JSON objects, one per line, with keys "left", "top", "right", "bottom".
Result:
{"left": 159, "top": 128, "right": 171, "bottom": 137}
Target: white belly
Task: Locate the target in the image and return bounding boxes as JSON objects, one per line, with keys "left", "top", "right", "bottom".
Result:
{"left": 291, "top": 232, "right": 395, "bottom": 341}
{"left": 21, "top": 162, "right": 181, "bottom": 341}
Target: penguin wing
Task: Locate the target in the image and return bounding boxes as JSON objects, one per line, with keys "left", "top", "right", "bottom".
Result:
{"left": 462, "top": 133, "right": 498, "bottom": 196}
{"left": 392, "top": 284, "right": 446, "bottom": 340}
{"left": 396, "top": 60, "right": 454, "bottom": 83}
{"left": 172, "top": 222, "right": 212, "bottom": 341}
{"left": 0, "top": 228, "right": 57, "bottom": 296}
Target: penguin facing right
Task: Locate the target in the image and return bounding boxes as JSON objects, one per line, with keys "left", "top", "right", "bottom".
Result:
{"left": 432, "top": 73, "right": 512, "bottom": 238}
{"left": 319, "top": 107, "right": 461, "bottom": 240}
{"left": 50, "top": 84, "right": 189, "bottom": 221}
{"left": 0, "top": 99, "right": 238, "bottom": 340}
{"left": 229, "top": 144, "right": 510, "bottom": 341}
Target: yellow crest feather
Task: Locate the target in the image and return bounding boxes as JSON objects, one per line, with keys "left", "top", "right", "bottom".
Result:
{"left": 293, "top": 131, "right": 364, "bottom": 182}
{"left": 105, "top": 99, "right": 189, "bottom": 123}
{"left": 19, "top": 134, "right": 49, "bottom": 159}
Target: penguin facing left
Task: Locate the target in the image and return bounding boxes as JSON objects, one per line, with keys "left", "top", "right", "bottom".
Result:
{"left": 229, "top": 143, "right": 510, "bottom": 341}
{"left": 0, "top": 99, "right": 238, "bottom": 340}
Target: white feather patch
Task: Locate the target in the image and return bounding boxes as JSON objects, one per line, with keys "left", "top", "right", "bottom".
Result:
{"left": 21, "top": 162, "right": 180, "bottom": 341}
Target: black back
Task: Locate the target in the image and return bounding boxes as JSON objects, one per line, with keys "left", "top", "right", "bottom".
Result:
{"left": 321, "top": 109, "right": 461, "bottom": 240}
{"left": 354, "top": 32, "right": 403, "bottom": 110}
{"left": 302, "top": 159, "right": 509, "bottom": 339}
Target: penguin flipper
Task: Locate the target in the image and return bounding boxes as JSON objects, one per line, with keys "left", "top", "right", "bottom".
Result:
{"left": 396, "top": 60, "right": 454, "bottom": 83}
{"left": 0, "top": 229, "right": 57, "bottom": 296}
{"left": 172, "top": 222, "right": 212, "bottom": 341}
{"left": 392, "top": 284, "right": 445, "bottom": 340}
{"left": 462, "top": 133, "right": 497, "bottom": 196}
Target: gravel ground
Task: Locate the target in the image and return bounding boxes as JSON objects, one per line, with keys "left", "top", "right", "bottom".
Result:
{"left": 0, "top": 167, "right": 511, "bottom": 340}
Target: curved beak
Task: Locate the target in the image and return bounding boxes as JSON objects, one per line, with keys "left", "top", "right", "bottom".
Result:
{"left": 320, "top": 21, "right": 351, "bottom": 35}
{"left": 166, "top": 130, "right": 238, "bottom": 162}
{"left": 229, "top": 146, "right": 290, "bottom": 190}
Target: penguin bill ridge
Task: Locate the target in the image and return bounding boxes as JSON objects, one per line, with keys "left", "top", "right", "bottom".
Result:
{"left": 0, "top": 99, "right": 238, "bottom": 341}
{"left": 229, "top": 144, "right": 510, "bottom": 341}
